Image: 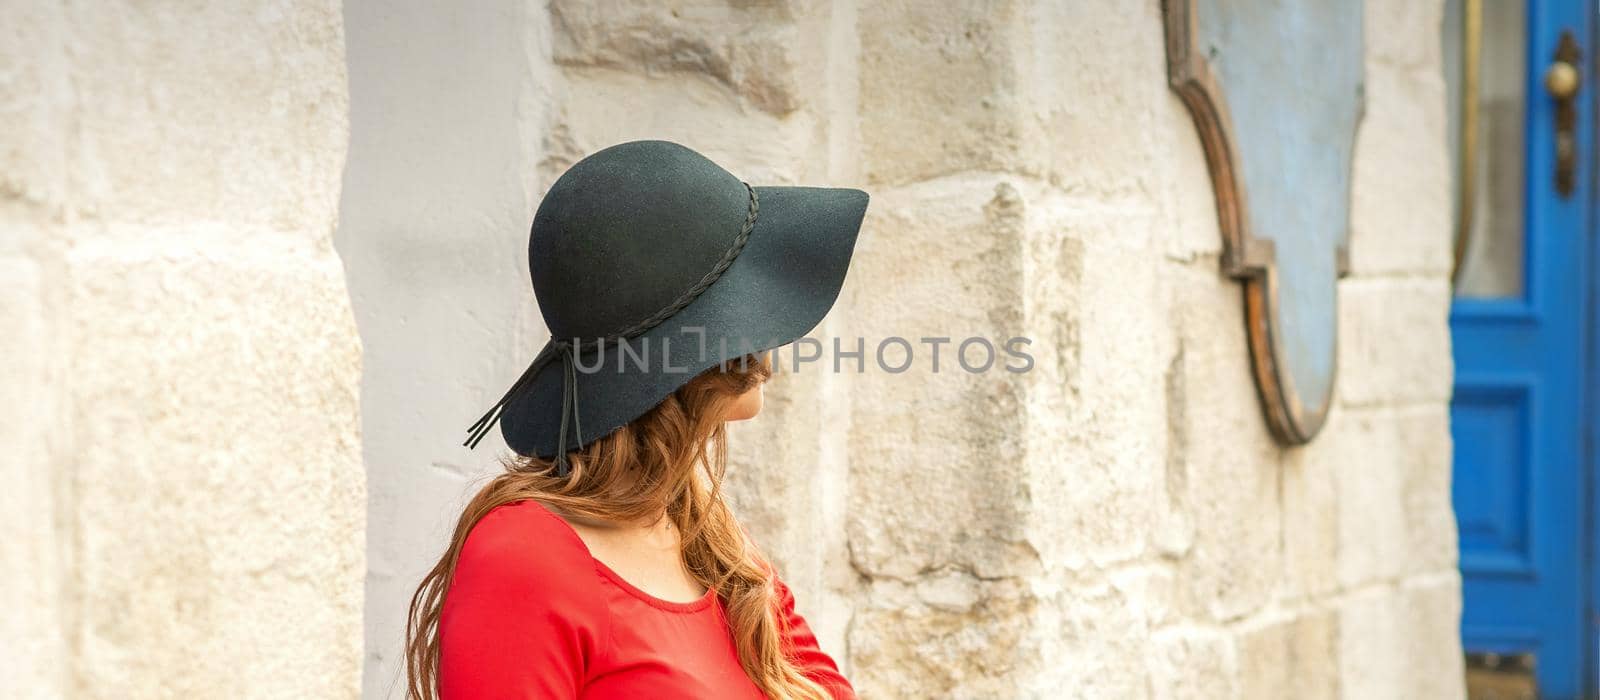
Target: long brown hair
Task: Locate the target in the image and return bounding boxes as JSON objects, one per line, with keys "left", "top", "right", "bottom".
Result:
{"left": 405, "top": 353, "right": 830, "bottom": 699}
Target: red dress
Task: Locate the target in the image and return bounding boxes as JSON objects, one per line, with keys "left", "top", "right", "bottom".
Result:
{"left": 438, "top": 499, "right": 856, "bottom": 699}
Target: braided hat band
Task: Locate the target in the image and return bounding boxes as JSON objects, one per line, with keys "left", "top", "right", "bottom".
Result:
{"left": 463, "top": 183, "right": 761, "bottom": 474}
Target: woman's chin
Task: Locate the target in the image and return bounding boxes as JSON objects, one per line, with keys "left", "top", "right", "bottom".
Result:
{"left": 725, "top": 408, "right": 760, "bottom": 422}
{"left": 724, "top": 400, "right": 762, "bottom": 422}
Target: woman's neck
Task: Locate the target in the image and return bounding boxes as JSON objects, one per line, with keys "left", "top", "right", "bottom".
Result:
{"left": 546, "top": 502, "right": 671, "bottom": 533}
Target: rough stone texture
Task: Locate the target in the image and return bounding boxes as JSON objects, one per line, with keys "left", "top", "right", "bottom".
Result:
{"left": 844, "top": 0, "right": 1458, "bottom": 696}
{"left": 550, "top": 0, "right": 805, "bottom": 116}
{"left": 346, "top": 0, "right": 1463, "bottom": 698}
{"left": 0, "top": 0, "right": 1467, "bottom": 696}
{"left": 67, "top": 240, "right": 362, "bottom": 698}
{"left": 1, "top": 1, "right": 362, "bottom": 697}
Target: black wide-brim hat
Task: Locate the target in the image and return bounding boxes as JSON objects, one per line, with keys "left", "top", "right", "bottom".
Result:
{"left": 463, "top": 140, "right": 869, "bottom": 466}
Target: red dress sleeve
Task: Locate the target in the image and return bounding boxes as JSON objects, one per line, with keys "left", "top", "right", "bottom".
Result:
{"left": 438, "top": 501, "right": 611, "bottom": 699}
{"left": 772, "top": 576, "right": 857, "bottom": 700}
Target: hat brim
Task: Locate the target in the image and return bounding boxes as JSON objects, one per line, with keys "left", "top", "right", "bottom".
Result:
{"left": 498, "top": 185, "right": 870, "bottom": 459}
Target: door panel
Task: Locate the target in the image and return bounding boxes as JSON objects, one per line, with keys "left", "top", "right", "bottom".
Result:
{"left": 1448, "top": 0, "right": 1593, "bottom": 697}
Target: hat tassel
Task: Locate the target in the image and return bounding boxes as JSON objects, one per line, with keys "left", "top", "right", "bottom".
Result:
{"left": 552, "top": 342, "right": 583, "bottom": 476}
{"left": 462, "top": 341, "right": 560, "bottom": 449}
{"left": 463, "top": 339, "right": 586, "bottom": 478}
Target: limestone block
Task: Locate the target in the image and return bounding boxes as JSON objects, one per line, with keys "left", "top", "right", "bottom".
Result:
{"left": 1237, "top": 611, "right": 1340, "bottom": 700}
{"left": 545, "top": 69, "right": 809, "bottom": 187}
{"left": 1147, "top": 627, "right": 1239, "bottom": 700}
{"left": 849, "top": 575, "right": 1042, "bottom": 698}
{"left": 549, "top": 0, "right": 803, "bottom": 116}
{"left": 860, "top": 0, "right": 1171, "bottom": 195}
{"left": 0, "top": 255, "right": 67, "bottom": 699}
{"left": 1365, "top": 0, "right": 1445, "bottom": 73}
{"left": 840, "top": 176, "right": 1179, "bottom": 581}
{"left": 1015, "top": 0, "right": 1171, "bottom": 199}
{"left": 1396, "top": 405, "right": 1458, "bottom": 578}
{"left": 852, "top": 572, "right": 1158, "bottom": 699}
{"left": 1156, "top": 98, "right": 1227, "bottom": 264}
{"left": 1347, "top": 62, "right": 1451, "bottom": 277}
{"left": 1336, "top": 277, "right": 1453, "bottom": 407}
{"left": 1295, "top": 401, "right": 1455, "bottom": 591}
{"left": 1331, "top": 407, "right": 1410, "bottom": 588}
{"left": 54, "top": 0, "right": 348, "bottom": 231}
{"left": 1281, "top": 409, "right": 1342, "bottom": 601}
{"left": 1296, "top": 404, "right": 1453, "bottom": 595}
{"left": 1022, "top": 201, "right": 1185, "bottom": 570}
{"left": 1397, "top": 575, "right": 1467, "bottom": 699}
{"left": 1163, "top": 262, "right": 1284, "bottom": 621}
{"left": 1336, "top": 590, "right": 1407, "bottom": 699}
{"left": 1338, "top": 576, "right": 1465, "bottom": 700}
{"left": 858, "top": 0, "right": 1027, "bottom": 186}
{"left": 67, "top": 236, "right": 362, "bottom": 699}
{"left": 0, "top": 2, "right": 69, "bottom": 212}
{"left": 1029, "top": 578, "right": 1155, "bottom": 699}
{"left": 843, "top": 175, "right": 1035, "bottom": 581}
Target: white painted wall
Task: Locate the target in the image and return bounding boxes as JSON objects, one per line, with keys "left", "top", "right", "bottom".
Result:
{"left": 337, "top": 1, "right": 554, "bottom": 696}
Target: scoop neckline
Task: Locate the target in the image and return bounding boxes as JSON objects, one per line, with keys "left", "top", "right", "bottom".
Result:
{"left": 525, "top": 500, "right": 718, "bottom": 613}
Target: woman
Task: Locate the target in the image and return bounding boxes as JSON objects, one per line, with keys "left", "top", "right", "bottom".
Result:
{"left": 404, "top": 140, "right": 870, "bottom": 699}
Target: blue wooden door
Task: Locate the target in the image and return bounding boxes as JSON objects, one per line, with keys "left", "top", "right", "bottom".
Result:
{"left": 1448, "top": 0, "right": 1593, "bottom": 696}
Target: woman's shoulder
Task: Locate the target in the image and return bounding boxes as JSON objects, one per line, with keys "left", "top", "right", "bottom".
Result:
{"left": 452, "top": 499, "right": 602, "bottom": 601}
{"left": 440, "top": 499, "right": 614, "bottom": 687}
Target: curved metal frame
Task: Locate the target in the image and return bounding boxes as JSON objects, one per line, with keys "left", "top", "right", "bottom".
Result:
{"left": 1161, "top": 0, "right": 1363, "bottom": 445}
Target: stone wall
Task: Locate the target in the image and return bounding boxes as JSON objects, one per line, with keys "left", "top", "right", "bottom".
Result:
{"left": 345, "top": 0, "right": 1463, "bottom": 698}
{"left": 0, "top": 0, "right": 1462, "bottom": 697}
{"left": 1, "top": 1, "right": 363, "bottom": 698}
{"left": 838, "top": 1, "right": 1462, "bottom": 695}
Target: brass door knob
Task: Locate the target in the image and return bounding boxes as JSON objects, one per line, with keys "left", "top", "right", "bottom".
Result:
{"left": 1546, "top": 60, "right": 1580, "bottom": 99}
{"left": 1547, "top": 31, "right": 1582, "bottom": 196}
